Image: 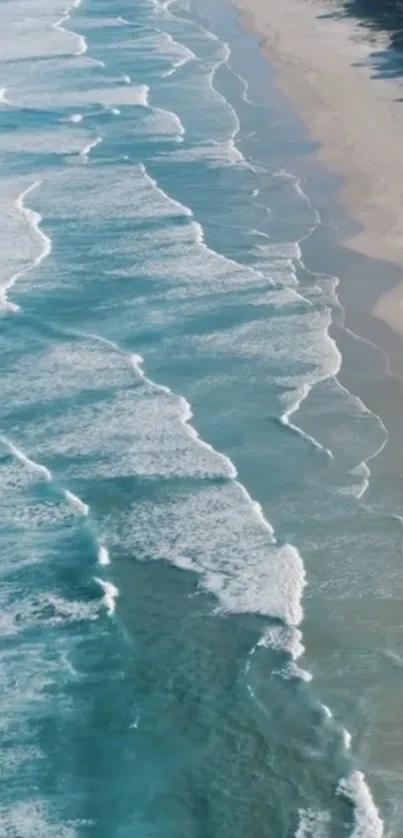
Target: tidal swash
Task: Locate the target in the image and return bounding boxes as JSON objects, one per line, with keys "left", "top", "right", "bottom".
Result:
{"left": 0, "top": 0, "right": 400, "bottom": 835}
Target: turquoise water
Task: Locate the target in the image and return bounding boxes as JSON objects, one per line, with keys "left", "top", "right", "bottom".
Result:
{"left": 0, "top": 0, "right": 400, "bottom": 834}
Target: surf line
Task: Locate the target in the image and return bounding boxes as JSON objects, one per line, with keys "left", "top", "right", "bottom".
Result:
{"left": 65, "top": 329, "right": 304, "bottom": 622}
{"left": 53, "top": 3, "right": 85, "bottom": 50}
{"left": 53, "top": 1, "right": 105, "bottom": 66}
{"left": 160, "top": 0, "right": 340, "bottom": 470}
{"left": 0, "top": 435, "right": 91, "bottom": 519}
{"left": 0, "top": 88, "right": 11, "bottom": 106}
{"left": 65, "top": 326, "right": 238, "bottom": 482}
{"left": 140, "top": 162, "right": 333, "bottom": 462}
{"left": 79, "top": 136, "right": 102, "bottom": 162}
{"left": 0, "top": 434, "right": 116, "bottom": 615}
{"left": 93, "top": 577, "right": 119, "bottom": 617}
{"left": 0, "top": 436, "right": 52, "bottom": 481}
{"left": 0, "top": 181, "right": 52, "bottom": 314}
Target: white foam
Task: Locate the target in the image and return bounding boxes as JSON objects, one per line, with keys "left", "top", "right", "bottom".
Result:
{"left": 0, "top": 169, "right": 331, "bottom": 642}
{"left": 138, "top": 103, "right": 183, "bottom": 141}
{"left": 284, "top": 178, "right": 388, "bottom": 495}
{"left": 69, "top": 113, "right": 83, "bottom": 123}
{"left": 189, "top": 306, "right": 339, "bottom": 462}
{"left": 228, "top": 64, "right": 258, "bottom": 107}
{"left": 63, "top": 489, "right": 89, "bottom": 516}
{"left": 0, "top": 744, "right": 43, "bottom": 778}
{"left": 340, "top": 461, "right": 371, "bottom": 500}
{"left": 139, "top": 162, "right": 280, "bottom": 289}
{"left": 1, "top": 339, "right": 135, "bottom": 408}
{"left": 179, "top": 397, "right": 236, "bottom": 476}
{"left": 162, "top": 55, "right": 194, "bottom": 77}
{"left": 1, "top": 181, "right": 52, "bottom": 313}
{"left": 52, "top": 0, "right": 105, "bottom": 71}
{"left": 139, "top": 163, "right": 192, "bottom": 217}
{"left": 44, "top": 592, "right": 99, "bottom": 624}
{"left": 337, "top": 771, "right": 384, "bottom": 838}
{"left": 53, "top": 6, "right": 87, "bottom": 59}
{"left": 105, "top": 481, "right": 305, "bottom": 624}
{"left": 61, "top": 653, "right": 79, "bottom": 678}
{"left": 259, "top": 624, "right": 305, "bottom": 659}
{"left": 237, "top": 486, "right": 275, "bottom": 535}
{"left": 154, "top": 27, "right": 196, "bottom": 77}
{"left": 129, "top": 351, "right": 237, "bottom": 478}
{"left": 0, "top": 302, "right": 306, "bottom": 627}
{"left": 95, "top": 84, "right": 149, "bottom": 108}
{"left": 0, "top": 591, "right": 99, "bottom": 637}
{"left": 93, "top": 577, "right": 119, "bottom": 616}
{"left": 173, "top": 27, "right": 255, "bottom": 156}
{"left": 1, "top": 52, "right": 143, "bottom": 109}
{"left": 0, "top": 202, "right": 310, "bottom": 624}
{"left": 0, "top": 87, "right": 10, "bottom": 105}
{"left": 73, "top": 34, "right": 87, "bottom": 57}
{"left": 276, "top": 661, "right": 313, "bottom": 682}
{"left": 281, "top": 382, "right": 334, "bottom": 459}
{"left": 103, "top": 104, "right": 120, "bottom": 115}
{"left": 342, "top": 728, "right": 352, "bottom": 750}
{"left": 98, "top": 545, "right": 111, "bottom": 566}
{"left": 0, "top": 437, "right": 51, "bottom": 481}
{"left": 88, "top": 341, "right": 307, "bottom": 625}
{"left": 0, "top": 125, "right": 86, "bottom": 157}
{"left": 295, "top": 372, "right": 387, "bottom": 496}
{"left": 383, "top": 648, "right": 403, "bottom": 668}
{"left": 165, "top": 137, "right": 250, "bottom": 165}
{"left": 0, "top": 801, "right": 76, "bottom": 838}
{"left": 24, "top": 161, "right": 277, "bottom": 300}
{"left": 0, "top": 457, "right": 82, "bottom": 531}
{"left": 332, "top": 377, "right": 388, "bottom": 497}
{"left": 79, "top": 136, "right": 102, "bottom": 161}
{"left": 168, "top": 51, "right": 251, "bottom": 157}
{"left": 258, "top": 624, "right": 313, "bottom": 681}
{"left": 17, "top": 346, "right": 236, "bottom": 482}
{"left": 295, "top": 808, "right": 331, "bottom": 838}
{"left": 85, "top": 56, "right": 106, "bottom": 68}
{"left": 6, "top": 499, "right": 78, "bottom": 529}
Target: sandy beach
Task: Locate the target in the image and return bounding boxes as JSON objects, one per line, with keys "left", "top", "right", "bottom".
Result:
{"left": 228, "top": 0, "right": 403, "bottom": 337}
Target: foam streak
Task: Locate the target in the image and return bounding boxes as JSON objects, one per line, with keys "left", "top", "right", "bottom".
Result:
{"left": 337, "top": 771, "right": 384, "bottom": 838}
{"left": 98, "top": 545, "right": 111, "bottom": 566}
{"left": 79, "top": 136, "right": 102, "bottom": 161}
{"left": 0, "top": 436, "right": 52, "bottom": 481}
{"left": 93, "top": 577, "right": 119, "bottom": 616}
{"left": 1, "top": 181, "right": 51, "bottom": 313}
{"left": 63, "top": 490, "right": 89, "bottom": 516}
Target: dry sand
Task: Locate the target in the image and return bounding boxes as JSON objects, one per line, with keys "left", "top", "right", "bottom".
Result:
{"left": 229, "top": 0, "right": 403, "bottom": 336}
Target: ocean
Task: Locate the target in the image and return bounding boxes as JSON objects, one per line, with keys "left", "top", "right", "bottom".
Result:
{"left": 0, "top": 0, "right": 400, "bottom": 834}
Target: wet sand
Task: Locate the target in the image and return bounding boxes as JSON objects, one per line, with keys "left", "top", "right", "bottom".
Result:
{"left": 228, "top": 0, "right": 403, "bottom": 339}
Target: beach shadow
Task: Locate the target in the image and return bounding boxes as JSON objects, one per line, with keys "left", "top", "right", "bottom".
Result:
{"left": 314, "top": 0, "right": 403, "bottom": 84}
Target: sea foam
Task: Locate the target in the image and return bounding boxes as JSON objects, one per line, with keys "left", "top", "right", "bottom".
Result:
{"left": 0, "top": 181, "right": 51, "bottom": 313}
{"left": 63, "top": 489, "right": 89, "bottom": 516}
{"left": 93, "top": 577, "right": 119, "bottom": 617}
{"left": 337, "top": 771, "right": 384, "bottom": 838}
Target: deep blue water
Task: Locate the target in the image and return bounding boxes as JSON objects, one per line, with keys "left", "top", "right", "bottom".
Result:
{"left": 0, "top": 0, "right": 401, "bottom": 835}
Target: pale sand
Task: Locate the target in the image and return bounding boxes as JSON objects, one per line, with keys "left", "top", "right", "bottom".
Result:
{"left": 229, "top": 0, "right": 403, "bottom": 336}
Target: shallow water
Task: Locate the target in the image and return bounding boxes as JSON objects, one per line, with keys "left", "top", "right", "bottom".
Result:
{"left": 0, "top": 0, "right": 400, "bottom": 834}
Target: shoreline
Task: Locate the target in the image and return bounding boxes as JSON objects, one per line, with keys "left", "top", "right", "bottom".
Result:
{"left": 228, "top": 0, "right": 403, "bottom": 343}
{"left": 186, "top": 0, "right": 403, "bottom": 829}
